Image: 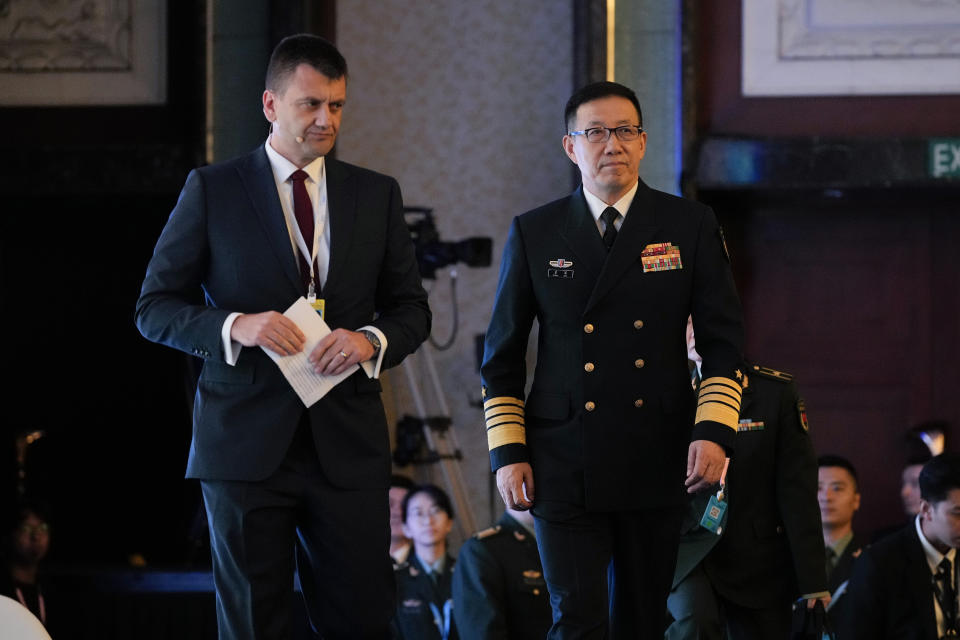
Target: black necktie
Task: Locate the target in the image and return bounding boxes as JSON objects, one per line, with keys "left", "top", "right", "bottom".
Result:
{"left": 825, "top": 546, "right": 836, "bottom": 582}
{"left": 935, "top": 558, "right": 959, "bottom": 635}
{"left": 600, "top": 207, "right": 619, "bottom": 251}
{"left": 289, "top": 170, "right": 317, "bottom": 292}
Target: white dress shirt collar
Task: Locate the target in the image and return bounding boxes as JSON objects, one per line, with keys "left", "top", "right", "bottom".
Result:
{"left": 582, "top": 180, "right": 639, "bottom": 226}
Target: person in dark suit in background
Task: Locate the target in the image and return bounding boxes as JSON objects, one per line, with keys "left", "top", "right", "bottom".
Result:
{"left": 481, "top": 81, "right": 744, "bottom": 638}
{"left": 817, "top": 454, "right": 864, "bottom": 634}
{"left": 843, "top": 453, "right": 960, "bottom": 640}
{"left": 390, "top": 474, "right": 416, "bottom": 568}
{"left": 666, "top": 319, "right": 827, "bottom": 639}
{"left": 393, "top": 484, "right": 458, "bottom": 640}
{"left": 135, "top": 34, "right": 431, "bottom": 639}
{"left": 452, "top": 508, "right": 552, "bottom": 640}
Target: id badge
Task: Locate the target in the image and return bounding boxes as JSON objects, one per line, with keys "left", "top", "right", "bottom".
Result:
{"left": 310, "top": 298, "right": 325, "bottom": 318}
{"left": 699, "top": 493, "right": 727, "bottom": 535}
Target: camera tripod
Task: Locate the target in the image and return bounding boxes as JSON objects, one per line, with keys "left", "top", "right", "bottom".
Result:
{"left": 397, "top": 344, "right": 479, "bottom": 539}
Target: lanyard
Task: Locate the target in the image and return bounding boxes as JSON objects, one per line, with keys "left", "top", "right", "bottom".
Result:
{"left": 428, "top": 599, "right": 453, "bottom": 640}
{"left": 287, "top": 168, "right": 328, "bottom": 288}
{"left": 15, "top": 586, "right": 46, "bottom": 625}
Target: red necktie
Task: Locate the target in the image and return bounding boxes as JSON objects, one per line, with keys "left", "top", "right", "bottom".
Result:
{"left": 289, "top": 170, "right": 316, "bottom": 291}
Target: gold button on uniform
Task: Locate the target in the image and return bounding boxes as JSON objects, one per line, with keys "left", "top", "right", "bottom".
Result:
{"left": 585, "top": 401, "right": 596, "bottom": 411}
{"left": 634, "top": 399, "right": 644, "bottom": 408}
{"left": 584, "top": 323, "right": 594, "bottom": 334}
{"left": 634, "top": 359, "right": 645, "bottom": 368}
{"left": 584, "top": 362, "right": 595, "bottom": 372}
{"left": 633, "top": 320, "right": 644, "bottom": 329}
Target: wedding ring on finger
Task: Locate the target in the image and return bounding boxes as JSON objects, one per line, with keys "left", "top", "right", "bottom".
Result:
{"left": 339, "top": 350, "right": 349, "bottom": 359}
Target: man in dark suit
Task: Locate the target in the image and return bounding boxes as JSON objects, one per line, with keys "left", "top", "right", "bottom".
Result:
{"left": 666, "top": 319, "right": 827, "bottom": 639}
{"left": 818, "top": 454, "right": 864, "bottom": 633}
{"left": 480, "top": 81, "right": 744, "bottom": 638}
{"left": 843, "top": 453, "right": 960, "bottom": 640}
{"left": 452, "top": 508, "right": 552, "bottom": 640}
{"left": 135, "top": 34, "right": 431, "bottom": 639}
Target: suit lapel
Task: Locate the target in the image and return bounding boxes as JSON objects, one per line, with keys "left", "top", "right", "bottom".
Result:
{"left": 558, "top": 187, "right": 606, "bottom": 282}
{"left": 906, "top": 526, "right": 939, "bottom": 640}
{"left": 237, "top": 147, "right": 303, "bottom": 294}
{"left": 585, "top": 180, "right": 662, "bottom": 313}
{"left": 324, "top": 158, "right": 355, "bottom": 290}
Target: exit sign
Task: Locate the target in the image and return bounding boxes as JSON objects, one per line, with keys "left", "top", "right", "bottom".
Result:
{"left": 929, "top": 139, "right": 960, "bottom": 179}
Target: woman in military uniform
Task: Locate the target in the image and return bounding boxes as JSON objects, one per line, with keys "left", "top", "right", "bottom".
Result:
{"left": 393, "top": 484, "right": 459, "bottom": 640}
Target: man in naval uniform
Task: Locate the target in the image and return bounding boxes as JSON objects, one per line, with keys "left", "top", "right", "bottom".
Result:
{"left": 480, "top": 81, "right": 745, "bottom": 638}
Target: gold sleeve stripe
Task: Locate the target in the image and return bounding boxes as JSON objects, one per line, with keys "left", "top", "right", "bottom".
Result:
{"left": 698, "top": 391, "right": 741, "bottom": 408}
{"left": 700, "top": 377, "right": 743, "bottom": 399}
{"left": 487, "top": 423, "right": 527, "bottom": 450}
{"left": 483, "top": 396, "right": 524, "bottom": 411}
{"left": 695, "top": 402, "right": 740, "bottom": 430}
{"left": 484, "top": 405, "right": 524, "bottom": 419}
{"left": 485, "top": 414, "right": 525, "bottom": 429}
{"left": 698, "top": 396, "right": 741, "bottom": 413}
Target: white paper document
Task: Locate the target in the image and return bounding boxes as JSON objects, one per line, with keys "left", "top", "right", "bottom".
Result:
{"left": 262, "top": 297, "right": 358, "bottom": 407}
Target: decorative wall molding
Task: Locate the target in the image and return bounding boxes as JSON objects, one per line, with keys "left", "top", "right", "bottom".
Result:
{"left": 743, "top": 0, "right": 960, "bottom": 95}
{"left": 0, "top": 0, "right": 167, "bottom": 105}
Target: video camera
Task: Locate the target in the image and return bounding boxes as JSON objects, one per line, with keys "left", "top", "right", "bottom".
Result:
{"left": 404, "top": 206, "right": 492, "bottom": 279}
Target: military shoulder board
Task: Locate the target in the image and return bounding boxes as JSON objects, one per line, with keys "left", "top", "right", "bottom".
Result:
{"left": 473, "top": 525, "right": 502, "bottom": 540}
{"left": 751, "top": 364, "right": 793, "bottom": 383}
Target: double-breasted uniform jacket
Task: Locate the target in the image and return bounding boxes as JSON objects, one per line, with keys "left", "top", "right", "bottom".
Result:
{"left": 480, "top": 181, "right": 744, "bottom": 513}
{"left": 672, "top": 365, "right": 827, "bottom": 607}
{"left": 135, "top": 146, "right": 431, "bottom": 486}
{"left": 452, "top": 513, "right": 552, "bottom": 639}
{"left": 842, "top": 523, "right": 939, "bottom": 640}
{"left": 394, "top": 553, "right": 459, "bottom": 640}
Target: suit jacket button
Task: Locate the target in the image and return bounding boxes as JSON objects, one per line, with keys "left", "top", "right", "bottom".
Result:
{"left": 585, "top": 401, "right": 596, "bottom": 411}
{"left": 584, "top": 323, "right": 594, "bottom": 334}
{"left": 634, "top": 359, "right": 645, "bottom": 368}
{"left": 633, "top": 320, "right": 644, "bottom": 329}
{"left": 634, "top": 399, "right": 644, "bottom": 408}
{"left": 584, "top": 362, "right": 595, "bottom": 372}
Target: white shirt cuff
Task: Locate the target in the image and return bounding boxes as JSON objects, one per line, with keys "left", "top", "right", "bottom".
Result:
{"left": 221, "top": 312, "right": 244, "bottom": 365}
{"left": 358, "top": 325, "right": 387, "bottom": 378}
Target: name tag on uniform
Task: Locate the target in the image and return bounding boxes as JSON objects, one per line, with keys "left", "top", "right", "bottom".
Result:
{"left": 547, "top": 258, "right": 574, "bottom": 279}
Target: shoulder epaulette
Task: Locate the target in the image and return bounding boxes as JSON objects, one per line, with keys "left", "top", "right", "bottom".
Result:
{"left": 751, "top": 364, "right": 793, "bottom": 383}
{"left": 473, "top": 525, "right": 502, "bottom": 540}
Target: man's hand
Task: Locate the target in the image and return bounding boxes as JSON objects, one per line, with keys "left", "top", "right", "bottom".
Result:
{"left": 308, "top": 328, "right": 375, "bottom": 376}
{"left": 231, "top": 312, "right": 305, "bottom": 356}
{"left": 496, "top": 462, "right": 535, "bottom": 511}
{"left": 685, "top": 440, "right": 726, "bottom": 493}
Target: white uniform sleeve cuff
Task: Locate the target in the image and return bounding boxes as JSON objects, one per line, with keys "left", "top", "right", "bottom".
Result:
{"left": 358, "top": 325, "right": 387, "bottom": 379}
{"left": 221, "top": 312, "right": 243, "bottom": 365}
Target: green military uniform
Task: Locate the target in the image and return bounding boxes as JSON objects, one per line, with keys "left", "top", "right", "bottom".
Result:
{"left": 393, "top": 553, "right": 459, "bottom": 640}
{"left": 667, "top": 364, "right": 827, "bottom": 639}
{"left": 452, "top": 513, "right": 552, "bottom": 639}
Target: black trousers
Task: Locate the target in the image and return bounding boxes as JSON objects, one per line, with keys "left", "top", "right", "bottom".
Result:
{"left": 201, "top": 418, "right": 394, "bottom": 640}
{"left": 534, "top": 505, "right": 684, "bottom": 640}
{"left": 666, "top": 564, "right": 792, "bottom": 640}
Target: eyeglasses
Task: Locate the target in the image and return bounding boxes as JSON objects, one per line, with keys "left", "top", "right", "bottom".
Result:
{"left": 568, "top": 125, "right": 643, "bottom": 143}
{"left": 408, "top": 505, "right": 446, "bottom": 520}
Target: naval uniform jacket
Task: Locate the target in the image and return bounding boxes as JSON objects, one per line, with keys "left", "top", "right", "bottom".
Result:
{"left": 672, "top": 366, "right": 826, "bottom": 607}
{"left": 452, "top": 513, "right": 552, "bottom": 639}
{"left": 481, "top": 182, "right": 745, "bottom": 513}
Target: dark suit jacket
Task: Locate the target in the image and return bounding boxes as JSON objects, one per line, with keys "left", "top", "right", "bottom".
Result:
{"left": 481, "top": 182, "right": 744, "bottom": 513}
{"left": 136, "top": 146, "right": 431, "bottom": 486}
{"left": 452, "top": 513, "right": 552, "bottom": 640}
{"left": 842, "top": 523, "right": 938, "bottom": 640}
{"left": 673, "top": 367, "right": 826, "bottom": 608}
